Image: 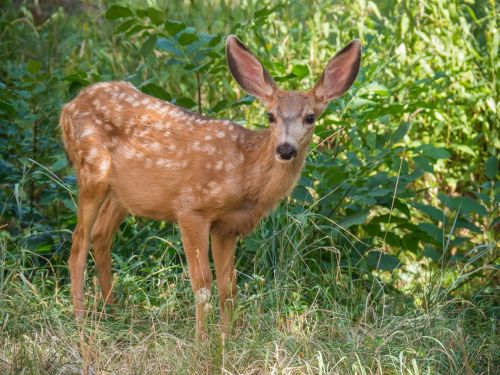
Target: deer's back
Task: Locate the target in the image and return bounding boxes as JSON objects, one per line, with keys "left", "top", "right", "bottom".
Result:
{"left": 60, "top": 81, "right": 254, "bottom": 222}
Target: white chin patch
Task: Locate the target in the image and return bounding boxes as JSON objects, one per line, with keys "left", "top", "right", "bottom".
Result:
{"left": 275, "top": 154, "right": 294, "bottom": 163}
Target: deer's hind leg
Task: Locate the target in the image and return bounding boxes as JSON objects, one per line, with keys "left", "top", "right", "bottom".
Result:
{"left": 91, "top": 194, "right": 127, "bottom": 306}
{"left": 69, "top": 137, "right": 112, "bottom": 318}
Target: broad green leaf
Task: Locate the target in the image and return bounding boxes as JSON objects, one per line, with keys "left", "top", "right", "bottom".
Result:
{"left": 412, "top": 202, "right": 443, "bottom": 222}
{"left": 416, "top": 144, "right": 450, "bottom": 159}
{"left": 136, "top": 7, "right": 164, "bottom": 25}
{"left": 164, "top": 20, "right": 186, "bottom": 36}
{"left": 115, "top": 19, "right": 136, "bottom": 34}
{"left": 141, "top": 34, "right": 157, "bottom": 57}
{"left": 455, "top": 219, "right": 482, "bottom": 233}
{"left": 253, "top": 4, "right": 282, "bottom": 20}
{"left": 418, "top": 223, "right": 442, "bottom": 243}
{"left": 438, "top": 194, "right": 488, "bottom": 216}
{"left": 178, "top": 31, "right": 198, "bottom": 46}
{"left": 27, "top": 60, "right": 41, "bottom": 74}
{"left": 291, "top": 64, "right": 309, "bottom": 79}
{"left": 292, "top": 185, "right": 313, "bottom": 204}
{"left": 338, "top": 211, "right": 368, "bottom": 228}
{"left": 175, "top": 97, "right": 197, "bottom": 108}
{"left": 423, "top": 246, "right": 441, "bottom": 262}
{"left": 391, "top": 122, "right": 410, "bottom": 143}
{"left": 367, "top": 251, "right": 400, "bottom": 271}
{"left": 156, "top": 37, "right": 183, "bottom": 57}
{"left": 140, "top": 83, "right": 171, "bottom": 101}
{"left": 452, "top": 144, "right": 476, "bottom": 157}
{"left": 485, "top": 156, "right": 498, "bottom": 180}
{"left": 105, "top": 5, "right": 134, "bottom": 20}
{"left": 51, "top": 157, "right": 68, "bottom": 172}
{"left": 0, "top": 100, "right": 15, "bottom": 114}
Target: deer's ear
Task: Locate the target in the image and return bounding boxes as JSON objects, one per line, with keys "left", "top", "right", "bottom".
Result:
{"left": 313, "top": 40, "right": 361, "bottom": 102}
{"left": 226, "top": 35, "right": 277, "bottom": 102}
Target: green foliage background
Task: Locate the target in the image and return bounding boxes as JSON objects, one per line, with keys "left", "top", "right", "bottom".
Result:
{"left": 0, "top": 0, "right": 498, "bottom": 373}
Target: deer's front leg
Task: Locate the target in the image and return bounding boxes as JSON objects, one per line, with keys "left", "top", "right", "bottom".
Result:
{"left": 178, "top": 217, "right": 212, "bottom": 340}
{"left": 211, "top": 234, "right": 237, "bottom": 337}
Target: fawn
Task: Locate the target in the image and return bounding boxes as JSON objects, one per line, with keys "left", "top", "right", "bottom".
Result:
{"left": 60, "top": 35, "right": 361, "bottom": 339}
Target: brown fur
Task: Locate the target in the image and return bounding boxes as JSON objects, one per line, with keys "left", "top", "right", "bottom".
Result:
{"left": 61, "top": 36, "right": 361, "bottom": 339}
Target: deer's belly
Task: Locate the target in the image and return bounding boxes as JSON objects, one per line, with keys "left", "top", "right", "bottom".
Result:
{"left": 210, "top": 203, "right": 267, "bottom": 237}
{"left": 110, "top": 163, "right": 182, "bottom": 221}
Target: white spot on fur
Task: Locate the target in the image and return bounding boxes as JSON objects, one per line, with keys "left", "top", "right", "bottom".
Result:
{"left": 215, "top": 160, "right": 224, "bottom": 170}
{"left": 205, "top": 145, "right": 216, "bottom": 155}
{"left": 195, "top": 287, "right": 211, "bottom": 304}
{"left": 99, "top": 159, "right": 110, "bottom": 174}
{"left": 104, "top": 124, "right": 113, "bottom": 132}
{"left": 150, "top": 141, "right": 162, "bottom": 151}
{"left": 87, "top": 148, "right": 98, "bottom": 161}
{"left": 216, "top": 131, "right": 225, "bottom": 139}
{"left": 153, "top": 122, "right": 164, "bottom": 131}
{"left": 208, "top": 181, "right": 221, "bottom": 195}
{"left": 79, "top": 127, "right": 96, "bottom": 139}
{"left": 204, "top": 135, "right": 212, "bottom": 141}
{"left": 122, "top": 145, "right": 135, "bottom": 159}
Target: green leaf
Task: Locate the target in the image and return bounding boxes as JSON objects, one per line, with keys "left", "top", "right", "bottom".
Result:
{"left": 452, "top": 144, "right": 476, "bottom": 157}
{"left": 178, "top": 31, "right": 198, "bottom": 45}
{"left": 292, "top": 185, "right": 313, "bottom": 204}
{"left": 51, "top": 157, "right": 68, "bottom": 172}
{"left": 175, "top": 97, "right": 197, "bottom": 108}
{"left": 338, "top": 211, "right": 368, "bottom": 228}
{"left": 423, "top": 246, "right": 441, "bottom": 262}
{"left": 412, "top": 203, "right": 443, "bottom": 222}
{"left": 416, "top": 144, "right": 450, "bottom": 159}
{"left": 27, "top": 60, "right": 41, "bottom": 74}
{"left": 105, "top": 5, "right": 134, "bottom": 20}
{"left": 253, "top": 5, "right": 281, "bottom": 20}
{"left": 418, "top": 223, "right": 442, "bottom": 243}
{"left": 164, "top": 20, "right": 186, "bottom": 35}
{"left": 141, "top": 34, "right": 157, "bottom": 57}
{"left": 114, "top": 19, "right": 136, "bottom": 34}
{"left": 391, "top": 122, "right": 410, "bottom": 143}
{"left": 485, "top": 156, "right": 498, "bottom": 180}
{"left": 136, "top": 7, "right": 164, "bottom": 25}
{"left": 140, "top": 83, "right": 171, "bottom": 101}
{"left": 0, "top": 100, "right": 15, "bottom": 115}
{"left": 367, "top": 251, "right": 401, "bottom": 271}
{"left": 156, "top": 37, "right": 183, "bottom": 57}
{"left": 438, "top": 194, "right": 488, "bottom": 216}
{"left": 291, "top": 64, "right": 309, "bottom": 79}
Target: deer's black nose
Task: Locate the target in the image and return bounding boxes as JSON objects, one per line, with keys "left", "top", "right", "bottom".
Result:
{"left": 276, "top": 143, "right": 297, "bottom": 160}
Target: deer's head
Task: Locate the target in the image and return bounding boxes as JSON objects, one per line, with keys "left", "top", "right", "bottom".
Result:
{"left": 226, "top": 35, "right": 361, "bottom": 162}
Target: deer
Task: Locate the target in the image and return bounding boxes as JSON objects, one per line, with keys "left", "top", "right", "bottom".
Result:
{"left": 59, "top": 35, "right": 361, "bottom": 340}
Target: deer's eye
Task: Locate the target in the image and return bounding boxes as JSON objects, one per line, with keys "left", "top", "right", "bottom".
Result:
{"left": 304, "top": 114, "right": 315, "bottom": 125}
{"left": 267, "top": 112, "right": 276, "bottom": 123}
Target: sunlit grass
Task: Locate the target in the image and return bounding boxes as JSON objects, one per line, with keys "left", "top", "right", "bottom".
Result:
{"left": 1, "top": 222, "right": 497, "bottom": 374}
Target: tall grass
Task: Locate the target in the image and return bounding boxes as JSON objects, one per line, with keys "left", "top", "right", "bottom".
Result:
{"left": 1, "top": 218, "right": 497, "bottom": 374}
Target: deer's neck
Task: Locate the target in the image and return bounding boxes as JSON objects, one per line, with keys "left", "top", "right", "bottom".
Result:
{"left": 243, "top": 129, "right": 307, "bottom": 209}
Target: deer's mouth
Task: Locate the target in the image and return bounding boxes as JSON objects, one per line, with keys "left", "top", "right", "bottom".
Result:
{"left": 275, "top": 142, "right": 297, "bottom": 162}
